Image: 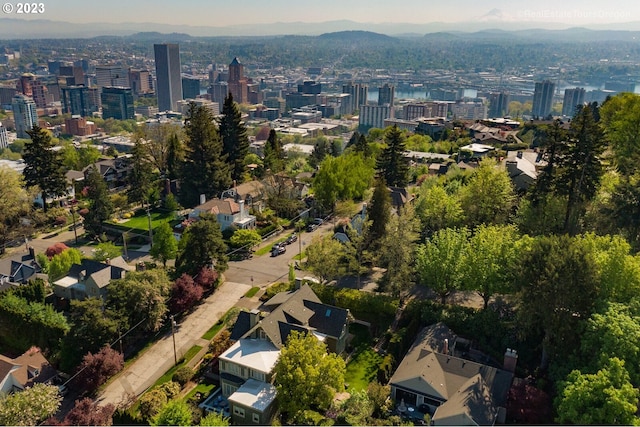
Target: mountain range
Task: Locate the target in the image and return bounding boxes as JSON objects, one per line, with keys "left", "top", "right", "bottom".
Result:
{"left": 1, "top": 17, "right": 640, "bottom": 39}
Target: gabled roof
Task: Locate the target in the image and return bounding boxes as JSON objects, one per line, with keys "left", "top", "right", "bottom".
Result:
{"left": 432, "top": 374, "right": 497, "bottom": 426}
{"left": 0, "top": 252, "right": 40, "bottom": 284}
{"left": 390, "top": 324, "right": 513, "bottom": 425}
{"left": 194, "top": 198, "right": 240, "bottom": 216}
{"left": 0, "top": 347, "right": 57, "bottom": 390}
{"left": 233, "top": 180, "right": 265, "bottom": 199}
{"left": 244, "top": 284, "right": 349, "bottom": 349}
{"left": 66, "top": 258, "right": 128, "bottom": 288}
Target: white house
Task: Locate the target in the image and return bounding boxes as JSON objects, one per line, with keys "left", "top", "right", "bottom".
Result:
{"left": 189, "top": 197, "right": 256, "bottom": 231}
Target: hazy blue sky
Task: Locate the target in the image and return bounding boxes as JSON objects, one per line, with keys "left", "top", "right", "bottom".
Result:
{"left": 26, "top": 0, "right": 640, "bottom": 26}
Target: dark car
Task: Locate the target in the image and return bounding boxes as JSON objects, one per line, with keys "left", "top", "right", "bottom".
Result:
{"left": 312, "top": 218, "right": 324, "bottom": 225}
{"left": 306, "top": 223, "right": 318, "bottom": 232}
{"left": 284, "top": 233, "right": 298, "bottom": 245}
{"left": 271, "top": 245, "right": 286, "bottom": 257}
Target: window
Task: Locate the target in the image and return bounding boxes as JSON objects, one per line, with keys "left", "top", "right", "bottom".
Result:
{"left": 252, "top": 413, "right": 260, "bottom": 423}
{"left": 233, "top": 406, "right": 245, "bottom": 418}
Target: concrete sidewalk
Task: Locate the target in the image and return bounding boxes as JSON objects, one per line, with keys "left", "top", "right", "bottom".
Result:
{"left": 97, "top": 280, "right": 251, "bottom": 408}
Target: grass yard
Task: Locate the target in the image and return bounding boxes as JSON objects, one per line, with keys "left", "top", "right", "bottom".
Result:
{"left": 121, "top": 210, "right": 173, "bottom": 231}
{"left": 345, "top": 347, "right": 383, "bottom": 391}
{"left": 202, "top": 321, "right": 224, "bottom": 341}
{"left": 150, "top": 345, "right": 202, "bottom": 389}
{"left": 183, "top": 382, "right": 216, "bottom": 403}
{"left": 344, "top": 323, "right": 382, "bottom": 391}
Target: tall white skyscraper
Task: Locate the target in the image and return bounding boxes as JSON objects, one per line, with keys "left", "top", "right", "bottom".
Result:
{"left": 12, "top": 94, "right": 38, "bottom": 139}
{"left": 154, "top": 43, "right": 182, "bottom": 112}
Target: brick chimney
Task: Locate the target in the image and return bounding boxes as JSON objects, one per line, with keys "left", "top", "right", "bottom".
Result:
{"left": 504, "top": 348, "right": 518, "bottom": 373}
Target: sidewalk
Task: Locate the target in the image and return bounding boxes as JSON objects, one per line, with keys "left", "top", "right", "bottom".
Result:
{"left": 97, "top": 280, "right": 251, "bottom": 408}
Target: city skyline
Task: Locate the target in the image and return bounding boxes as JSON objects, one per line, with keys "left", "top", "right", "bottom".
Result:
{"left": 6, "top": 0, "right": 640, "bottom": 27}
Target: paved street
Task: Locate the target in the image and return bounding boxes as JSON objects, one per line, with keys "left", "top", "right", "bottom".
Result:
{"left": 97, "top": 280, "right": 251, "bottom": 408}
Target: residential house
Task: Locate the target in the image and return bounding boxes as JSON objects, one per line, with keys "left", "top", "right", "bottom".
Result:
{"left": 189, "top": 197, "right": 256, "bottom": 231}
{"left": 388, "top": 186, "right": 414, "bottom": 211}
{"left": 505, "top": 151, "right": 546, "bottom": 192}
{"left": 0, "top": 347, "right": 58, "bottom": 394}
{"left": 460, "top": 143, "right": 495, "bottom": 158}
{"left": 82, "top": 155, "right": 133, "bottom": 190}
{"left": 0, "top": 248, "right": 42, "bottom": 286}
{"left": 33, "top": 170, "right": 80, "bottom": 208}
{"left": 218, "top": 284, "right": 350, "bottom": 425}
{"left": 389, "top": 323, "right": 515, "bottom": 426}
{"left": 52, "top": 257, "right": 132, "bottom": 301}
{"left": 222, "top": 180, "right": 267, "bottom": 212}
{"left": 262, "top": 173, "right": 309, "bottom": 201}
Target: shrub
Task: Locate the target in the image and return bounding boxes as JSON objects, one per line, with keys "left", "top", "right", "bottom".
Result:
{"left": 54, "top": 216, "right": 67, "bottom": 226}
{"left": 172, "top": 366, "right": 195, "bottom": 386}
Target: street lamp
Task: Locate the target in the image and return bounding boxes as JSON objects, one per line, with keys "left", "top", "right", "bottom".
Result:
{"left": 146, "top": 204, "right": 153, "bottom": 248}
{"left": 170, "top": 314, "right": 177, "bottom": 365}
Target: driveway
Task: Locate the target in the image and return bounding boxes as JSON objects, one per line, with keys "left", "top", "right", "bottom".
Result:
{"left": 97, "top": 280, "right": 250, "bottom": 408}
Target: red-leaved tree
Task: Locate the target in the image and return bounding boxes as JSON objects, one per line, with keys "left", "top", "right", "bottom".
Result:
{"left": 506, "top": 380, "right": 552, "bottom": 424}
{"left": 45, "top": 242, "right": 69, "bottom": 259}
{"left": 73, "top": 346, "right": 124, "bottom": 393}
{"left": 169, "top": 274, "right": 204, "bottom": 314}
{"left": 63, "top": 398, "right": 115, "bottom": 426}
{"left": 195, "top": 267, "right": 218, "bottom": 291}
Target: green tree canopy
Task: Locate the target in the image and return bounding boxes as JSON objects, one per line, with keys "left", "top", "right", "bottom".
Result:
{"left": 150, "top": 400, "right": 192, "bottom": 427}
{"left": 555, "top": 358, "right": 639, "bottom": 425}
{"left": 305, "top": 235, "right": 348, "bottom": 283}
{"left": 462, "top": 224, "right": 518, "bottom": 309}
{"left": 600, "top": 92, "right": 640, "bottom": 176}
{"left": 229, "top": 228, "right": 261, "bottom": 249}
{"left": 180, "top": 102, "right": 231, "bottom": 208}
{"left": 459, "top": 159, "right": 514, "bottom": 228}
{"left": 274, "top": 331, "right": 346, "bottom": 421}
{"left": 0, "top": 167, "right": 32, "bottom": 252}
{"left": 263, "top": 129, "right": 285, "bottom": 173}
{"left": 127, "top": 138, "right": 156, "bottom": 205}
{"left": 219, "top": 93, "right": 249, "bottom": 183}
{"left": 107, "top": 269, "right": 172, "bottom": 333}
{"left": 23, "top": 125, "right": 67, "bottom": 212}
{"left": 175, "top": 213, "right": 228, "bottom": 276}
{"left": 92, "top": 241, "right": 122, "bottom": 262}
{"left": 376, "top": 125, "right": 410, "bottom": 187}
{"left": 0, "top": 383, "right": 61, "bottom": 426}
{"left": 150, "top": 222, "right": 178, "bottom": 267}
{"left": 313, "top": 152, "right": 375, "bottom": 208}
{"left": 415, "top": 182, "right": 463, "bottom": 235}
{"left": 84, "top": 166, "right": 114, "bottom": 238}
{"left": 416, "top": 227, "right": 468, "bottom": 304}
{"left": 366, "top": 178, "right": 391, "bottom": 250}
{"left": 48, "top": 248, "right": 82, "bottom": 282}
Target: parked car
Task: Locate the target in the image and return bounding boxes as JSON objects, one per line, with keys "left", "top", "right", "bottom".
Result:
{"left": 312, "top": 218, "right": 324, "bottom": 225}
{"left": 284, "top": 233, "right": 298, "bottom": 245}
{"left": 271, "top": 245, "right": 286, "bottom": 257}
{"left": 307, "top": 223, "right": 318, "bottom": 232}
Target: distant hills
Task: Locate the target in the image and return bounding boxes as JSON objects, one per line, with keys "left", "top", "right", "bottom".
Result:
{"left": 1, "top": 17, "right": 640, "bottom": 40}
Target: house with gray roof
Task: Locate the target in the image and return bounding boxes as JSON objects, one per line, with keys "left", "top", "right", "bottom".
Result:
{"left": 52, "top": 256, "right": 132, "bottom": 301}
{"left": 0, "top": 248, "right": 42, "bottom": 286}
{"left": 389, "top": 323, "right": 515, "bottom": 426}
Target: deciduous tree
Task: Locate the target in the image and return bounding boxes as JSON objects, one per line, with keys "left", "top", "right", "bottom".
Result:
{"left": 73, "top": 346, "right": 124, "bottom": 393}
{"left": 229, "top": 228, "right": 261, "bottom": 249}
{"left": 150, "top": 400, "right": 192, "bottom": 427}
{"left": 416, "top": 228, "right": 468, "bottom": 304}
{"left": 0, "top": 383, "right": 61, "bottom": 426}
{"left": 313, "top": 152, "right": 375, "bottom": 209}
{"left": 0, "top": 167, "right": 31, "bottom": 252}
{"left": 170, "top": 273, "right": 204, "bottom": 314}
{"left": 150, "top": 222, "right": 178, "bottom": 267}
{"left": 92, "top": 241, "right": 122, "bottom": 262}
{"left": 48, "top": 248, "right": 82, "bottom": 282}
{"left": 274, "top": 331, "right": 345, "bottom": 421}
{"left": 415, "top": 182, "right": 463, "bottom": 235}
{"left": 63, "top": 398, "right": 115, "bottom": 426}
{"left": 84, "top": 166, "right": 114, "bottom": 239}
{"left": 555, "top": 358, "right": 639, "bottom": 425}
{"left": 305, "top": 235, "right": 348, "bottom": 283}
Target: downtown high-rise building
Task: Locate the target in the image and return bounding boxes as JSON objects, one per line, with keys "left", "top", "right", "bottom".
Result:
{"left": 378, "top": 83, "right": 395, "bottom": 106}
{"left": 488, "top": 91, "right": 510, "bottom": 118}
{"left": 154, "top": 43, "right": 183, "bottom": 112}
{"left": 12, "top": 94, "right": 38, "bottom": 139}
{"left": 95, "top": 65, "right": 129, "bottom": 88}
{"left": 0, "top": 122, "right": 8, "bottom": 149}
{"left": 228, "top": 57, "right": 248, "bottom": 104}
{"left": 182, "top": 75, "right": 201, "bottom": 100}
{"left": 532, "top": 80, "right": 556, "bottom": 119}
{"left": 342, "top": 81, "right": 368, "bottom": 115}
{"left": 359, "top": 104, "right": 393, "bottom": 130}
{"left": 101, "top": 87, "right": 134, "bottom": 120}
{"left": 562, "top": 87, "right": 586, "bottom": 117}
{"left": 61, "top": 85, "right": 92, "bottom": 117}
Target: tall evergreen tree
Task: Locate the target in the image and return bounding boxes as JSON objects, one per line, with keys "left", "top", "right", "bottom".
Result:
{"left": 354, "top": 133, "right": 372, "bottom": 158}
{"left": 175, "top": 213, "right": 228, "bottom": 277}
{"left": 219, "top": 93, "right": 249, "bottom": 183}
{"left": 530, "top": 119, "right": 567, "bottom": 205}
{"left": 180, "top": 102, "right": 231, "bottom": 208}
{"left": 309, "top": 138, "right": 329, "bottom": 169}
{"left": 377, "top": 125, "right": 409, "bottom": 187}
{"left": 166, "top": 132, "right": 183, "bottom": 180}
{"left": 366, "top": 177, "right": 391, "bottom": 250}
{"left": 557, "top": 103, "right": 606, "bottom": 234}
{"left": 263, "top": 129, "right": 284, "bottom": 173}
{"left": 84, "top": 166, "right": 113, "bottom": 239}
{"left": 128, "top": 138, "right": 155, "bottom": 205}
{"left": 23, "top": 125, "right": 67, "bottom": 212}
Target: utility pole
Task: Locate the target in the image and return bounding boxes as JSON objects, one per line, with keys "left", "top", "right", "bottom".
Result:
{"left": 170, "top": 314, "right": 177, "bottom": 365}
{"left": 122, "top": 231, "right": 128, "bottom": 261}
{"left": 146, "top": 204, "right": 154, "bottom": 248}
{"left": 70, "top": 206, "right": 78, "bottom": 245}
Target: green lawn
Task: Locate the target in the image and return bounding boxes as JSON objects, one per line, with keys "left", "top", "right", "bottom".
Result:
{"left": 120, "top": 211, "right": 173, "bottom": 231}
{"left": 202, "top": 321, "right": 224, "bottom": 341}
{"left": 345, "top": 324, "right": 382, "bottom": 391}
{"left": 183, "top": 382, "right": 216, "bottom": 403}
{"left": 345, "top": 347, "right": 383, "bottom": 391}
{"left": 150, "top": 345, "right": 202, "bottom": 389}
